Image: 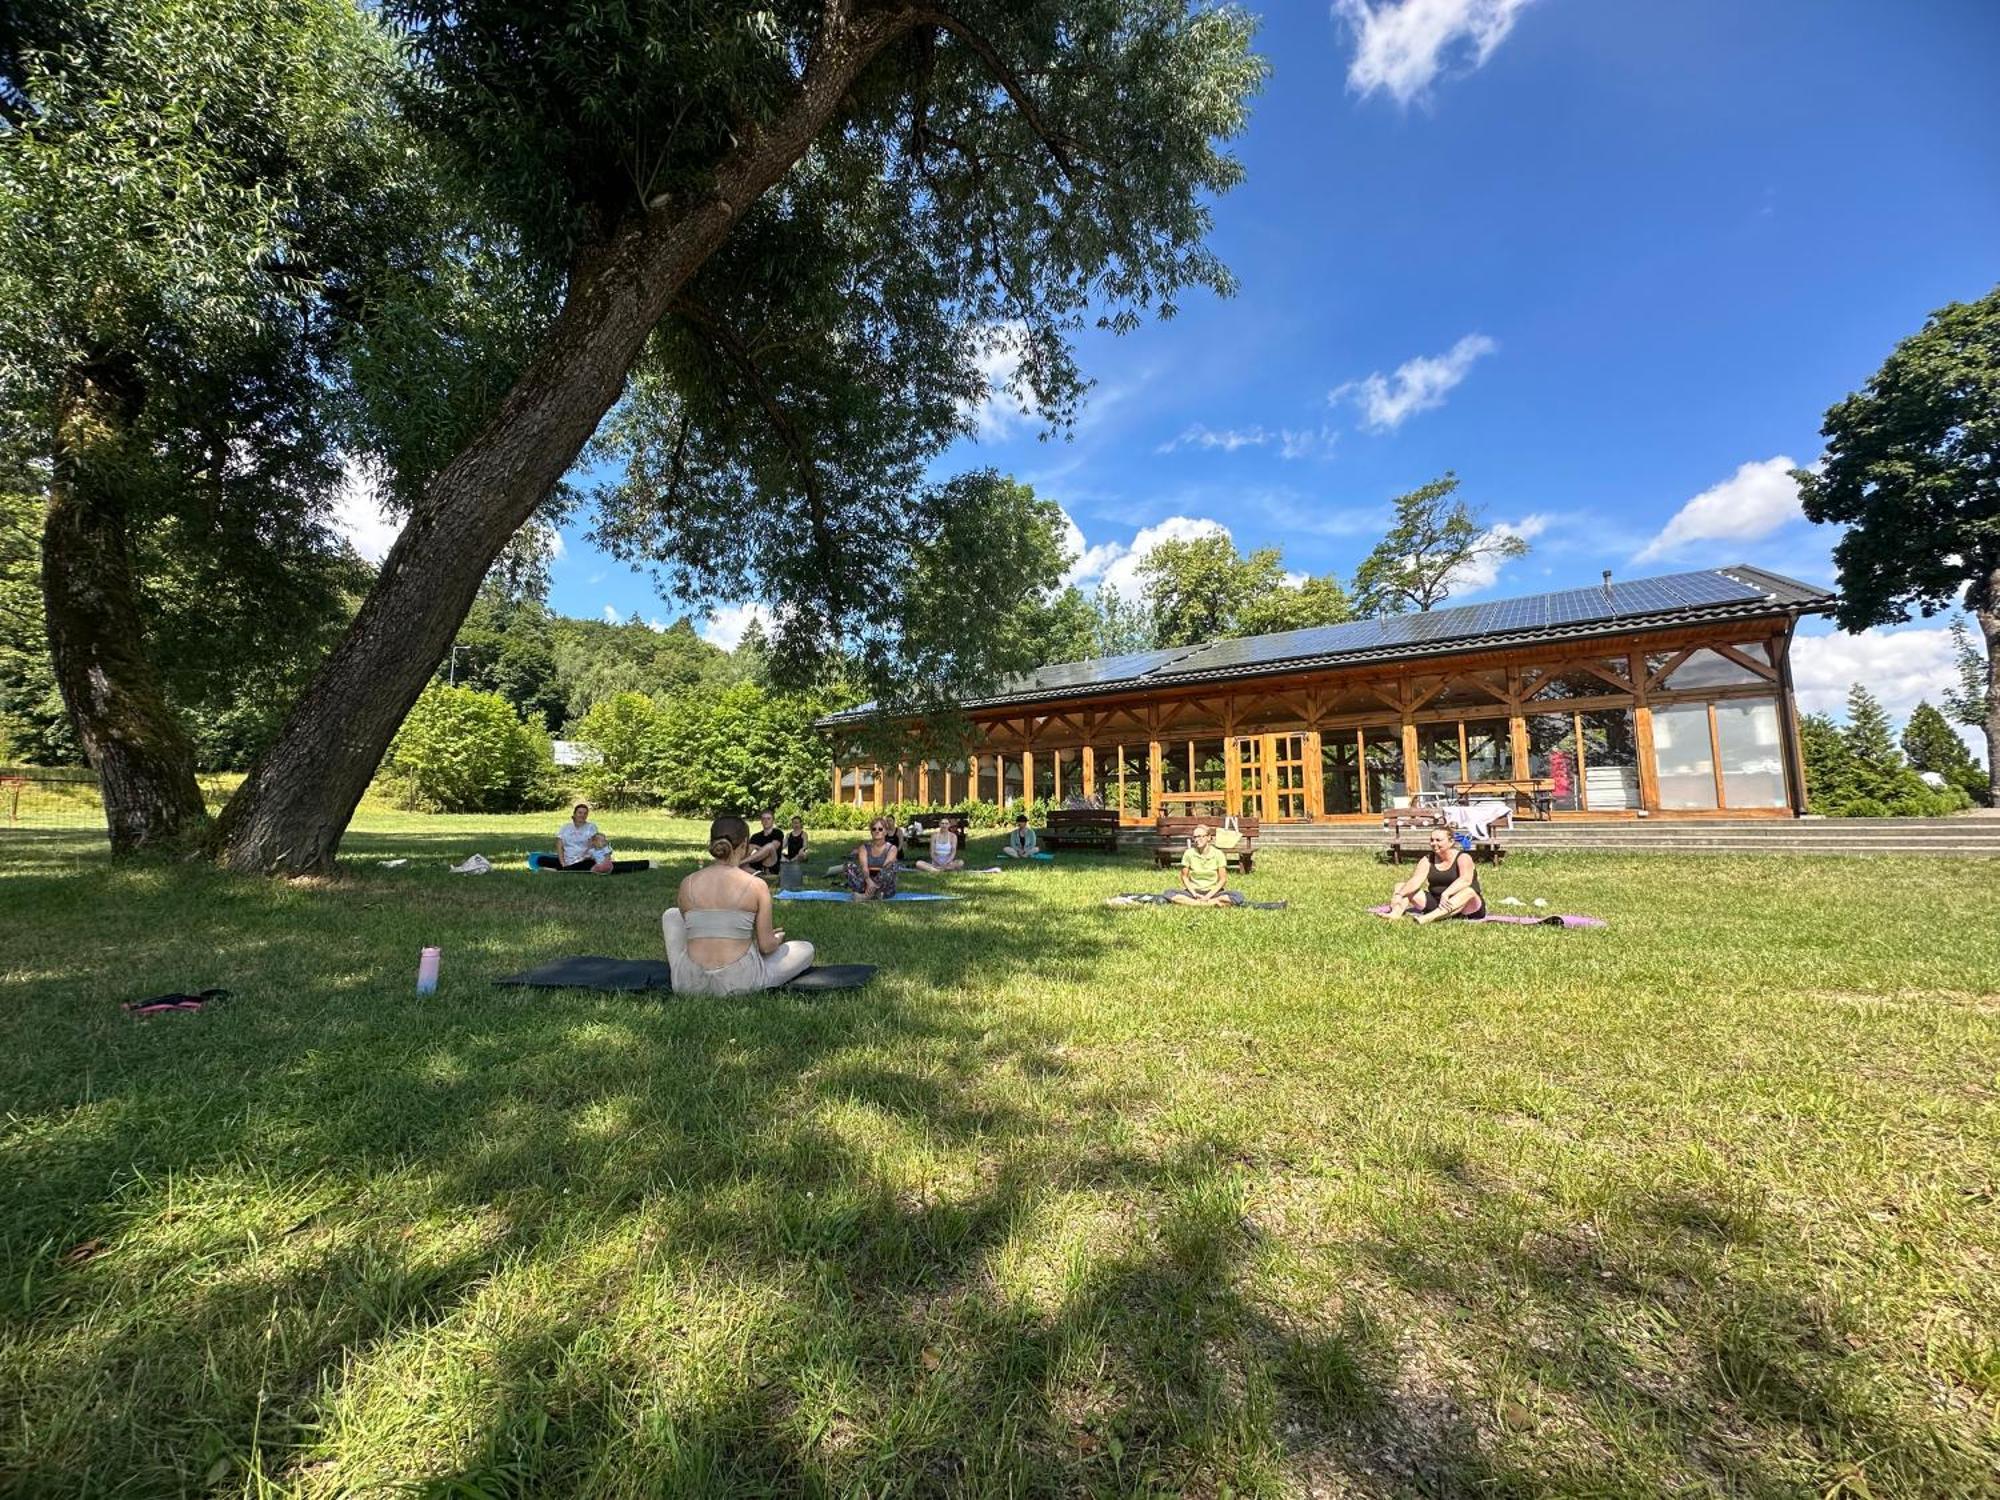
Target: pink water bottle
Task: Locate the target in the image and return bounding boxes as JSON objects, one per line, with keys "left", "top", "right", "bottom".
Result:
{"left": 416, "top": 946, "right": 441, "bottom": 995}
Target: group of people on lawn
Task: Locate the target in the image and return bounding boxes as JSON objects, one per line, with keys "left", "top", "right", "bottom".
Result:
{"left": 616, "top": 803, "right": 1485, "bottom": 998}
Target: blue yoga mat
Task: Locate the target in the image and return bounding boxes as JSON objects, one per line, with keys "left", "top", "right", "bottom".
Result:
{"left": 777, "top": 889, "right": 959, "bottom": 903}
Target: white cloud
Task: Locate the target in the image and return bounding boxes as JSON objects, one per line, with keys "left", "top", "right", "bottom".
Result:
{"left": 601, "top": 605, "right": 620, "bottom": 625}
{"left": 1791, "top": 624, "right": 1984, "bottom": 757}
{"left": 1059, "top": 512, "right": 1233, "bottom": 602}
{"left": 962, "top": 320, "right": 1036, "bottom": 440}
{"left": 1335, "top": 0, "right": 1537, "bottom": 106}
{"left": 1635, "top": 457, "right": 1806, "bottom": 564}
{"left": 1331, "top": 334, "right": 1496, "bottom": 432}
{"left": 701, "top": 601, "right": 774, "bottom": 650}
{"left": 329, "top": 457, "right": 403, "bottom": 564}
{"left": 547, "top": 528, "right": 567, "bottom": 560}
{"left": 1443, "top": 513, "right": 1549, "bottom": 597}
{"left": 1158, "top": 424, "right": 1271, "bottom": 454}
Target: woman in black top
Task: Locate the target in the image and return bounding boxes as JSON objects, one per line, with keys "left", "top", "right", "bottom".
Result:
{"left": 1380, "top": 826, "right": 1484, "bottom": 923}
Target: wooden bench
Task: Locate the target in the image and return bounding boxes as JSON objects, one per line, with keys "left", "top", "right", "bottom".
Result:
{"left": 1382, "top": 810, "right": 1506, "bottom": 865}
{"left": 1151, "top": 815, "right": 1259, "bottom": 873}
{"left": 1044, "top": 809, "right": 1121, "bottom": 850}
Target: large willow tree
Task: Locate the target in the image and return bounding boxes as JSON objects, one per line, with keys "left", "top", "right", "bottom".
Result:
{"left": 12, "top": 1, "right": 1265, "bottom": 871}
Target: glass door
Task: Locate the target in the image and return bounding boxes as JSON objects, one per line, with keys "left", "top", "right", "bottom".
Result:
{"left": 1229, "top": 735, "right": 1263, "bottom": 819}
{"left": 1267, "top": 733, "right": 1311, "bottom": 820}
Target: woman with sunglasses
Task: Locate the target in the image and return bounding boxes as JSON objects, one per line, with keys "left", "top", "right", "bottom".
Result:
{"left": 844, "top": 817, "right": 900, "bottom": 900}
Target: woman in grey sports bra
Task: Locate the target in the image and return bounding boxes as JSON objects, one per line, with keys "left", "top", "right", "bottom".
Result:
{"left": 663, "top": 814, "right": 816, "bottom": 994}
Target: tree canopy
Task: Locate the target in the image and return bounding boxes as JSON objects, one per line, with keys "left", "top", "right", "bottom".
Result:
{"left": 1137, "top": 534, "right": 1352, "bottom": 647}
{"left": 1352, "top": 472, "right": 1529, "bottom": 616}
{"left": 1797, "top": 284, "right": 2000, "bottom": 799}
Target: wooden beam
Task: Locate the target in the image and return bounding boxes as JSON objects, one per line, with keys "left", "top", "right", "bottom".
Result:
{"left": 1708, "top": 700, "right": 1725, "bottom": 809}
{"left": 1402, "top": 719, "right": 1421, "bottom": 797}
{"left": 1082, "top": 744, "right": 1095, "bottom": 800}
{"left": 1631, "top": 648, "right": 1659, "bottom": 813}
{"left": 1712, "top": 641, "right": 1779, "bottom": 681}
{"left": 1645, "top": 647, "right": 1698, "bottom": 693}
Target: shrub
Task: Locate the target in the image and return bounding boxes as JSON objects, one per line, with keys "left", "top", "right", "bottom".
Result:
{"left": 1834, "top": 796, "right": 1890, "bottom": 819}
{"left": 572, "top": 691, "right": 664, "bottom": 806}
{"left": 382, "top": 685, "right": 556, "bottom": 813}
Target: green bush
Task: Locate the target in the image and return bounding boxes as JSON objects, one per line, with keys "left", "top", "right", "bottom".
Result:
{"left": 571, "top": 691, "right": 665, "bottom": 807}
{"left": 382, "top": 685, "right": 558, "bottom": 813}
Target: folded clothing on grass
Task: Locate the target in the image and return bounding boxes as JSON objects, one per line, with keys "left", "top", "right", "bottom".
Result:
{"left": 492, "top": 956, "right": 877, "bottom": 991}
{"left": 1367, "top": 904, "right": 1604, "bottom": 927}
{"left": 122, "top": 988, "right": 229, "bottom": 1016}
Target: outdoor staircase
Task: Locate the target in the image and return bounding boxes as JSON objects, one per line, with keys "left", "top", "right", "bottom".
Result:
{"left": 1231, "top": 814, "right": 2000, "bottom": 857}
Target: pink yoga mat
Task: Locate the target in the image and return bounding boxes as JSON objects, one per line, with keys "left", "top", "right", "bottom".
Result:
{"left": 1369, "top": 904, "right": 1604, "bottom": 928}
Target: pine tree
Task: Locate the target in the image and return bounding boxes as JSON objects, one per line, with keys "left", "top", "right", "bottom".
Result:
{"left": 1842, "top": 684, "right": 1903, "bottom": 803}
{"left": 1902, "top": 701, "right": 1971, "bottom": 773}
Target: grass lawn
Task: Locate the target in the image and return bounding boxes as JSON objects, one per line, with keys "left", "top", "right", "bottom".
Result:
{"left": 2, "top": 809, "right": 1996, "bottom": 1498}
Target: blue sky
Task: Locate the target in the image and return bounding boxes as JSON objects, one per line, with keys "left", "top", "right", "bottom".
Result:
{"left": 340, "top": 0, "right": 2000, "bottom": 733}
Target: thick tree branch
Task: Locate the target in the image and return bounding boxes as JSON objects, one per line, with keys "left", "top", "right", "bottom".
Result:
{"left": 913, "top": 7, "right": 1078, "bottom": 183}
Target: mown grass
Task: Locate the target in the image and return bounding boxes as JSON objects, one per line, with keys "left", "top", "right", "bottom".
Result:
{"left": 2, "top": 808, "right": 1996, "bottom": 1497}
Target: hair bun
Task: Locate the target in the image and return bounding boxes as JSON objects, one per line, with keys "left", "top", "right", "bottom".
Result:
{"left": 708, "top": 838, "right": 733, "bottom": 859}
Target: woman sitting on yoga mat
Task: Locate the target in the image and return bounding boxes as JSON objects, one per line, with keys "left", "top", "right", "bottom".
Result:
{"left": 556, "top": 802, "right": 605, "bottom": 869}
{"left": 663, "top": 815, "right": 815, "bottom": 994}
{"left": 915, "top": 816, "right": 966, "bottom": 873}
{"left": 1171, "top": 822, "right": 1240, "bottom": 905}
{"left": 1381, "top": 826, "right": 1485, "bottom": 923}
{"left": 844, "top": 819, "right": 900, "bottom": 899}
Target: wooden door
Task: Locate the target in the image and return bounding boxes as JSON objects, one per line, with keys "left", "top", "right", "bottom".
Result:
{"left": 1266, "top": 733, "right": 1311, "bottom": 821}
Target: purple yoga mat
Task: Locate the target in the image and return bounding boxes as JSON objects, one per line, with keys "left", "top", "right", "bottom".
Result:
{"left": 1368, "top": 904, "right": 1604, "bottom": 928}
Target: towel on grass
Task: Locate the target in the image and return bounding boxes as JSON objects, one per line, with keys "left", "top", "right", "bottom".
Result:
{"left": 1367, "top": 903, "right": 1604, "bottom": 928}
{"left": 1107, "top": 892, "right": 1288, "bottom": 910}
{"left": 777, "top": 889, "right": 959, "bottom": 903}
{"left": 492, "top": 956, "right": 877, "bottom": 991}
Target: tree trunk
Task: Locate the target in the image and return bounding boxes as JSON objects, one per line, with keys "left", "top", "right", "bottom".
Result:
{"left": 42, "top": 358, "right": 209, "bottom": 853}
{"left": 1979, "top": 594, "right": 2000, "bottom": 806}
{"left": 213, "top": 6, "right": 912, "bottom": 874}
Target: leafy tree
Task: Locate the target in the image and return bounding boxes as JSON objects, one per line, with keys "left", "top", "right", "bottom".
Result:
{"left": 1802, "top": 685, "right": 1972, "bottom": 817}
{"left": 1797, "top": 286, "right": 2000, "bottom": 802}
{"left": 572, "top": 691, "right": 667, "bottom": 805}
{"left": 1798, "top": 711, "right": 1855, "bottom": 814}
{"left": 1139, "top": 535, "right": 1351, "bottom": 647}
{"left": 0, "top": 0, "right": 478, "bottom": 849}
{"left": 200, "top": 0, "right": 1266, "bottom": 873}
{"left": 1943, "top": 618, "right": 1991, "bottom": 733}
{"left": 0, "top": 483, "right": 75, "bottom": 763}
{"left": 380, "top": 684, "right": 554, "bottom": 812}
{"left": 1091, "top": 585, "right": 1156, "bottom": 657}
{"left": 1352, "top": 472, "right": 1528, "bottom": 615}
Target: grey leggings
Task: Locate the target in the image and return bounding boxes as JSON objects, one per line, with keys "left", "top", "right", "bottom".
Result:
{"left": 661, "top": 909, "right": 815, "bottom": 995}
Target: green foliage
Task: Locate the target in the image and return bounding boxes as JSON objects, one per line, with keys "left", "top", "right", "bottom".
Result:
{"left": 1902, "top": 701, "right": 1971, "bottom": 774}
{"left": 1353, "top": 472, "right": 1529, "bottom": 615}
{"left": 1798, "top": 287, "right": 2000, "bottom": 630}
{"left": 1139, "top": 535, "right": 1352, "bottom": 648}
{"left": 380, "top": 684, "right": 556, "bottom": 813}
{"left": 803, "top": 799, "right": 1034, "bottom": 833}
{"left": 571, "top": 682, "right": 837, "bottom": 816}
{"left": 1943, "top": 618, "right": 1992, "bottom": 728}
{"left": 1802, "top": 689, "right": 1973, "bottom": 817}
{"left": 1090, "top": 586, "right": 1156, "bottom": 657}
{"left": 0, "top": 483, "right": 73, "bottom": 763}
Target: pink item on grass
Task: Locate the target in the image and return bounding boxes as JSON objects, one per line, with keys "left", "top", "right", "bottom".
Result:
{"left": 417, "top": 947, "right": 441, "bottom": 994}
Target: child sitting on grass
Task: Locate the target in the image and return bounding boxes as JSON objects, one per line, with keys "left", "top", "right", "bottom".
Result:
{"left": 586, "top": 831, "right": 616, "bottom": 873}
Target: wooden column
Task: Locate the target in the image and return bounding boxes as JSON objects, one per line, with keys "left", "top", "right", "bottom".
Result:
{"left": 1707, "top": 700, "right": 1725, "bottom": 809}
{"left": 1630, "top": 648, "right": 1660, "bottom": 813}
{"left": 1082, "top": 744, "right": 1096, "bottom": 800}
{"left": 1149, "top": 735, "right": 1164, "bottom": 815}
{"left": 1223, "top": 735, "right": 1241, "bottom": 817}
{"left": 918, "top": 761, "right": 930, "bottom": 805}
{"left": 831, "top": 763, "right": 842, "bottom": 806}
{"left": 870, "top": 766, "right": 883, "bottom": 810}
{"left": 1021, "top": 748, "right": 1035, "bottom": 808}
{"left": 1401, "top": 719, "right": 1420, "bottom": 798}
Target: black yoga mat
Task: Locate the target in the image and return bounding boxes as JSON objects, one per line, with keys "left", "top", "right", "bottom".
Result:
{"left": 492, "top": 956, "right": 876, "bottom": 992}
{"left": 528, "top": 854, "right": 653, "bottom": 874}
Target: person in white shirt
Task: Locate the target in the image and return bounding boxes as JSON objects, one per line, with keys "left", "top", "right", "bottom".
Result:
{"left": 556, "top": 803, "right": 601, "bottom": 869}
{"left": 915, "top": 816, "right": 966, "bottom": 872}
{"left": 584, "top": 831, "right": 616, "bottom": 872}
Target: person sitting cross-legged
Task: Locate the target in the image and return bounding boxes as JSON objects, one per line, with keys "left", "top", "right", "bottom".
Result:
{"left": 1380, "top": 826, "right": 1486, "bottom": 923}
{"left": 1170, "top": 822, "right": 1240, "bottom": 905}
{"left": 844, "top": 818, "right": 900, "bottom": 899}
{"left": 743, "top": 809, "right": 784, "bottom": 879}
{"left": 662, "top": 815, "right": 815, "bottom": 995}
{"left": 999, "top": 814, "right": 1039, "bottom": 858}
{"left": 555, "top": 802, "right": 603, "bottom": 869}
{"left": 914, "top": 816, "right": 966, "bottom": 873}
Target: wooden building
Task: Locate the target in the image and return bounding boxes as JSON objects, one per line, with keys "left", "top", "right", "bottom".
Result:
{"left": 822, "top": 565, "right": 1835, "bottom": 822}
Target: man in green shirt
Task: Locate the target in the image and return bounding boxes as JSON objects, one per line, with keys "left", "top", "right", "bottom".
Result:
{"left": 1171, "top": 823, "right": 1237, "bottom": 905}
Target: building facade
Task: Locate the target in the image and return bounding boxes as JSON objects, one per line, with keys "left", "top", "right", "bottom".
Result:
{"left": 824, "top": 565, "right": 1834, "bottom": 822}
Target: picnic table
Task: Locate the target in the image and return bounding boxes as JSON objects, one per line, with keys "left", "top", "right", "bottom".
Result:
{"left": 1445, "top": 777, "right": 1556, "bottom": 820}
{"left": 1044, "top": 809, "right": 1121, "bottom": 850}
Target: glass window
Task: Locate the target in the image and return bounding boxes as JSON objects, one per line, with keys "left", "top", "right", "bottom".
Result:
{"left": 1120, "top": 747, "right": 1151, "bottom": 815}
{"left": 1653, "top": 702, "right": 1717, "bottom": 810}
{"left": 1055, "top": 747, "right": 1081, "bottom": 802}
{"left": 1531, "top": 661, "right": 1630, "bottom": 701}
{"left": 1464, "top": 719, "right": 1510, "bottom": 782}
{"left": 1417, "top": 722, "right": 1463, "bottom": 790}
{"left": 1580, "top": 709, "right": 1639, "bottom": 811}
{"left": 1320, "top": 680, "right": 1397, "bottom": 718}
{"left": 1423, "top": 672, "right": 1511, "bottom": 711}
{"left": 1322, "top": 731, "right": 1363, "bottom": 815}
{"left": 1002, "top": 756, "right": 1023, "bottom": 806}
{"left": 1526, "top": 713, "right": 1581, "bottom": 811}
{"left": 1161, "top": 742, "right": 1190, "bottom": 796}
{"left": 977, "top": 756, "right": 1000, "bottom": 804}
{"left": 1033, "top": 755, "right": 1056, "bottom": 803}
{"left": 1363, "top": 726, "right": 1407, "bottom": 810}
{"left": 1192, "top": 739, "right": 1227, "bottom": 795}
{"left": 1665, "top": 646, "right": 1768, "bottom": 690}
{"left": 1715, "top": 697, "right": 1787, "bottom": 808}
